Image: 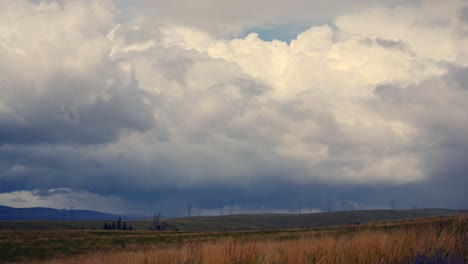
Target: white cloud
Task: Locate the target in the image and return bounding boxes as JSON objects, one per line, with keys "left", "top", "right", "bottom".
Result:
{"left": 0, "top": 0, "right": 154, "bottom": 144}
{"left": 127, "top": 0, "right": 420, "bottom": 36}
{"left": 0, "top": 189, "right": 130, "bottom": 213}
{"left": 335, "top": 2, "right": 468, "bottom": 66}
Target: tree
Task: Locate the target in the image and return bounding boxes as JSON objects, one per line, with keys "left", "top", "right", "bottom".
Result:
{"left": 117, "top": 217, "right": 122, "bottom": 230}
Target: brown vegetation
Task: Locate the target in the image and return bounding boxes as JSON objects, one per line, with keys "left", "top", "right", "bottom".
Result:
{"left": 31, "top": 215, "right": 467, "bottom": 264}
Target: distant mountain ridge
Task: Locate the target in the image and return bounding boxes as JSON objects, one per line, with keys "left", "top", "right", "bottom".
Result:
{"left": 0, "top": 205, "right": 130, "bottom": 220}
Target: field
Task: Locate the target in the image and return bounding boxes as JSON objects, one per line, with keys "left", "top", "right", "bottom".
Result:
{"left": 1, "top": 214, "right": 467, "bottom": 264}
{"left": 1, "top": 209, "right": 465, "bottom": 231}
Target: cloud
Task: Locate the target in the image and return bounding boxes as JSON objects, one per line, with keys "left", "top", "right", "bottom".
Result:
{"left": 372, "top": 66, "right": 468, "bottom": 181}
{"left": 0, "top": 189, "right": 132, "bottom": 213}
{"left": 0, "top": 0, "right": 467, "bottom": 214}
{"left": 0, "top": 0, "right": 155, "bottom": 145}
{"left": 125, "top": 0, "right": 420, "bottom": 36}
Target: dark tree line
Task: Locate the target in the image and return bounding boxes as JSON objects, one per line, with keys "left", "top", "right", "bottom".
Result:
{"left": 103, "top": 217, "right": 133, "bottom": 230}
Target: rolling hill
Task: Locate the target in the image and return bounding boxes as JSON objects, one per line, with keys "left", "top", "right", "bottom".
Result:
{"left": 0, "top": 205, "right": 466, "bottom": 231}
{"left": 162, "top": 208, "right": 468, "bottom": 231}
{"left": 0, "top": 205, "right": 121, "bottom": 221}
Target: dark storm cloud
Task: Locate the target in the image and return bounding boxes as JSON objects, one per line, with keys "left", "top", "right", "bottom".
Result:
{"left": 2, "top": 115, "right": 466, "bottom": 217}
{"left": 371, "top": 67, "right": 468, "bottom": 200}
{"left": 0, "top": 70, "right": 155, "bottom": 145}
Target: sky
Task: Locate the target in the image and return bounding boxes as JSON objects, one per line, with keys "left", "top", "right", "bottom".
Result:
{"left": 0, "top": 0, "right": 467, "bottom": 216}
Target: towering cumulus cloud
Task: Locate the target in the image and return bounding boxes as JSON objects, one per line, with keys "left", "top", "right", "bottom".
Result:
{"left": 0, "top": 0, "right": 467, "bottom": 214}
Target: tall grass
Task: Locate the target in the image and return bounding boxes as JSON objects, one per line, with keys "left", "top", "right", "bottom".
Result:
{"left": 36, "top": 215, "right": 467, "bottom": 264}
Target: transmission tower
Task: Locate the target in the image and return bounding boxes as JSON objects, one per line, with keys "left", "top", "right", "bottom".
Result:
{"left": 70, "top": 206, "right": 74, "bottom": 220}
{"left": 327, "top": 200, "right": 333, "bottom": 213}
{"left": 389, "top": 200, "right": 396, "bottom": 210}
{"left": 187, "top": 204, "right": 192, "bottom": 217}
{"left": 298, "top": 200, "right": 303, "bottom": 214}
{"left": 218, "top": 206, "right": 223, "bottom": 216}
{"left": 151, "top": 211, "right": 161, "bottom": 230}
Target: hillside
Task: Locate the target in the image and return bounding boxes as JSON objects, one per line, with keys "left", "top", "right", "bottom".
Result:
{"left": 0, "top": 205, "right": 120, "bottom": 221}
{"left": 163, "top": 208, "right": 468, "bottom": 231}
{"left": 0, "top": 207, "right": 465, "bottom": 231}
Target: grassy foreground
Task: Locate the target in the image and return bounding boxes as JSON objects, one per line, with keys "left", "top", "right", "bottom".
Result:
{"left": 1, "top": 215, "right": 466, "bottom": 263}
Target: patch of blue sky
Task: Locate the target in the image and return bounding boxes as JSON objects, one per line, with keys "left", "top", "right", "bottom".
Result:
{"left": 245, "top": 21, "right": 333, "bottom": 43}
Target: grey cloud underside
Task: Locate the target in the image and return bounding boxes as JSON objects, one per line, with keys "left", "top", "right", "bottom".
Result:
{"left": 0, "top": 68, "right": 154, "bottom": 145}
{"left": 373, "top": 67, "right": 468, "bottom": 153}
{"left": 2, "top": 66, "right": 467, "bottom": 214}
{"left": 1, "top": 155, "right": 466, "bottom": 215}
{"left": 370, "top": 67, "right": 468, "bottom": 199}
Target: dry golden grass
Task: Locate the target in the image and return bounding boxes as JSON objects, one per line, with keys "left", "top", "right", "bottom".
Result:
{"left": 35, "top": 215, "right": 467, "bottom": 264}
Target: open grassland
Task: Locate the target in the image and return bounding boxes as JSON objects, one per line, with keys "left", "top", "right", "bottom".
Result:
{"left": 1, "top": 209, "right": 466, "bottom": 231}
{"left": 1, "top": 215, "right": 466, "bottom": 264}
{"left": 164, "top": 209, "right": 468, "bottom": 232}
